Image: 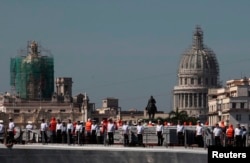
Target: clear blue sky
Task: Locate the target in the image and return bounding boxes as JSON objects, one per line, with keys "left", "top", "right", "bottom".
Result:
{"left": 1, "top": 1, "right": 250, "bottom": 113}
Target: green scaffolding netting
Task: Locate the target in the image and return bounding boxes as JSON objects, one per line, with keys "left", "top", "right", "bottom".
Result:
{"left": 10, "top": 55, "right": 54, "bottom": 100}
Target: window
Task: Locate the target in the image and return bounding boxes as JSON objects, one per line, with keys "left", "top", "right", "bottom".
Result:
{"left": 60, "top": 109, "right": 66, "bottom": 112}
{"left": 190, "top": 95, "right": 193, "bottom": 107}
{"left": 185, "top": 94, "right": 188, "bottom": 107}
{"left": 203, "top": 94, "right": 207, "bottom": 107}
{"left": 232, "top": 102, "right": 236, "bottom": 109}
{"left": 185, "top": 78, "right": 187, "bottom": 85}
{"left": 194, "top": 94, "right": 197, "bottom": 107}
{"left": 14, "top": 109, "right": 20, "bottom": 113}
{"left": 191, "top": 78, "right": 194, "bottom": 84}
{"left": 205, "top": 78, "right": 208, "bottom": 85}
{"left": 240, "top": 103, "right": 245, "bottom": 109}
{"left": 198, "top": 93, "right": 202, "bottom": 107}
{"left": 236, "top": 114, "right": 241, "bottom": 121}
{"left": 198, "top": 78, "right": 201, "bottom": 85}
{"left": 197, "top": 59, "right": 201, "bottom": 68}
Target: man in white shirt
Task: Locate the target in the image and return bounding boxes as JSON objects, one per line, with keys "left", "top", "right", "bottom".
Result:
{"left": 75, "top": 120, "right": 83, "bottom": 145}
{"left": 26, "top": 121, "right": 33, "bottom": 143}
{"left": 26, "top": 121, "right": 33, "bottom": 131}
{"left": 40, "top": 119, "right": 48, "bottom": 144}
{"left": 107, "top": 118, "right": 115, "bottom": 145}
{"left": 213, "top": 123, "right": 222, "bottom": 146}
{"left": 8, "top": 117, "right": 15, "bottom": 140}
{"left": 122, "top": 120, "right": 130, "bottom": 146}
{"left": 61, "top": 121, "right": 67, "bottom": 144}
{"left": 0, "top": 120, "right": 5, "bottom": 143}
{"left": 176, "top": 121, "right": 185, "bottom": 146}
{"left": 67, "top": 119, "right": 74, "bottom": 145}
{"left": 0, "top": 120, "right": 5, "bottom": 133}
{"left": 156, "top": 120, "right": 164, "bottom": 146}
{"left": 196, "top": 120, "right": 203, "bottom": 147}
{"left": 56, "top": 119, "right": 63, "bottom": 143}
{"left": 136, "top": 120, "right": 144, "bottom": 146}
{"left": 91, "top": 120, "right": 98, "bottom": 144}
{"left": 234, "top": 124, "right": 242, "bottom": 147}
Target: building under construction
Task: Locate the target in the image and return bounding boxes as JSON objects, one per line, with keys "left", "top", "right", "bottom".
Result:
{"left": 10, "top": 41, "right": 54, "bottom": 100}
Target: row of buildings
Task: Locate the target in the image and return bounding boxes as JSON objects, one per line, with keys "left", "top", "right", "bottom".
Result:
{"left": 0, "top": 26, "right": 249, "bottom": 130}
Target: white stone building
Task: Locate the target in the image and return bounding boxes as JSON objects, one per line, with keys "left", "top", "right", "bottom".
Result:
{"left": 173, "top": 26, "right": 220, "bottom": 122}
{"left": 208, "top": 77, "right": 250, "bottom": 128}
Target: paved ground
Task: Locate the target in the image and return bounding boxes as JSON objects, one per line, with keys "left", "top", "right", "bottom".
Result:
{"left": 0, "top": 143, "right": 207, "bottom": 163}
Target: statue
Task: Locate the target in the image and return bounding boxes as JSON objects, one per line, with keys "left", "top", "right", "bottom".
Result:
{"left": 145, "top": 96, "right": 157, "bottom": 120}
{"left": 30, "top": 41, "right": 38, "bottom": 56}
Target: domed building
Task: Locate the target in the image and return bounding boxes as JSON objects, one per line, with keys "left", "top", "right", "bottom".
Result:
{"left": 173, "top": 26, "right": 220, "bottom": 121}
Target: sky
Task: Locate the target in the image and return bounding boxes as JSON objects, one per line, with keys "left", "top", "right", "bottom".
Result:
{"left": 1, "top": 1, "right": 250, "bottom": 113}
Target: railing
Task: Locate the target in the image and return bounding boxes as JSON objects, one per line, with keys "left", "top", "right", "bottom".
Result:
{"left": 5, "top": 126, "right": 249, "bottom": 148}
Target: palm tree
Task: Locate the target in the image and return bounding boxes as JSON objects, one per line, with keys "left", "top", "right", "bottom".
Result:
{"left": 168, "top": 107, "right": 188, "bottom": 124}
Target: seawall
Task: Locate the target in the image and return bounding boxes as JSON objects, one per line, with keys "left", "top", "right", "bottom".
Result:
{"left": 0, "top": 144, "right": 207, "bottom": 163}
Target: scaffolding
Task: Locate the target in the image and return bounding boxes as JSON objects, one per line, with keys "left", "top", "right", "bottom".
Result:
{"left": 10, "top": 41, "right": 54, "bottom": 100}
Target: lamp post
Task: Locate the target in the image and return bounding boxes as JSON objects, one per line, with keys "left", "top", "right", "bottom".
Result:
{"left": 218, "top": 99, "right": 222, "bottom": 122}
{"left": 117, "top": 107, "right": 122, "bottom": 121}
{"left": 82, "top": 104, "right": 85, "bottom": 122}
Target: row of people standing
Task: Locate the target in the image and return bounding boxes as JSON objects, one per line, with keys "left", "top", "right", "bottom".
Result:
{"left": 225, "top": 123, "right": 247, "bottom": 147}
{"left": 41, "top": 118, "right": 101, "bottom": 145}
{"left": 212, "top": 122, "right": 248, "bottom": 147}
{"left": 1, "top": 117, "right": 166, "bottom": 146}
{"left": 0, "top": 118, "right": 15, "bottom": 144}
{"left": 122, "top": 119, "right": 165, "bottom": 147}
{"left": 39, "top": 117, "right": 123, "bottom": 145}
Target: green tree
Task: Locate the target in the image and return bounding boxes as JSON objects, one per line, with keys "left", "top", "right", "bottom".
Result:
{"left": 168, "top": 107, "right": 188, "bottom": 125}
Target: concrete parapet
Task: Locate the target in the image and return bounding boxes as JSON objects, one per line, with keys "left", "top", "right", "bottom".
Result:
{"left": 0, "top": 144, "right": 207, "bottom": 163}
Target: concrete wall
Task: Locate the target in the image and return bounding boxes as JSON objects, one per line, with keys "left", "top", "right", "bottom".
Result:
{"left": 0, "top": 147, "right": 207, "bottom": 163}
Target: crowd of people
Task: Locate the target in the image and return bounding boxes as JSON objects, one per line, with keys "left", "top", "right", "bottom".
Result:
{"left": 211, "top": 122, "right": 248, "bottom": 147}
{"left": 0, "top": 117, "right": 249, "bottom": 147}
{"left": 196, "top": 121, "right": 248, "bottom": 147}
{"left": 36, "top": 117, "right": 166, "bottom": 147}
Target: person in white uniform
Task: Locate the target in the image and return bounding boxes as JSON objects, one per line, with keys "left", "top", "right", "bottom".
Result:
{"left": 122, "top": 120, "right": 130, "bottom": 146}
{"left": 213, "top": 123, "right": 222, "bottom": 146}
{"left": 26, "top": 121, "right": 33, "bottom": 143}
{"left": 196, "top": 120, "right": 204, "bottom": 147}
{"left": 56, "top": 119, "right": 63, "bottom": 143}
{"left": 75, "top": 120, "right": 83, "bottom": 145}
{"left": 0, "top": 120, "right": 5, "bottom": 143}
{"left": 8, "top": 117, "right": 15, "bottom": 141}
{"left": 176, "top": 121, "right": 185, "bottom": 146}
{"left": 67, "top": 119, "right": 74, "bottom": 145}
{"left": 156, "top": 120, "right": 164, "bottom": 146}
{"left": 40, "top": 119, "right": 48, "bottom": 144}
{"left": 136, "top": 120, "right": 144, "bottom": 146}
{"left": 91, "top": 120, "right": 98, "bottom": 144}
{"left": 107, "top": 118, "right": 115, "bottom": 145}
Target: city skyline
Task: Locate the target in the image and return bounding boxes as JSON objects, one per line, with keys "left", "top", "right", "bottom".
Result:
{"left": 1, "top": 1, "right": 250, "bottom": 113}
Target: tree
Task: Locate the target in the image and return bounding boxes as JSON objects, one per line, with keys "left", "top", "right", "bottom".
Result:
{"left": 168, "top": 107, "right": 188, "bottom": 124}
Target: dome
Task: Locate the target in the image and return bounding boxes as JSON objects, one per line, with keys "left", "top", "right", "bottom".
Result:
{"left": 178, "top": 26, "right": 219, "bottom": 86}
{"left": 173, "top": 26, "right": 220, "bottom": 121}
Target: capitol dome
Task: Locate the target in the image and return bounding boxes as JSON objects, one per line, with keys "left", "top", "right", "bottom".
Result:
{"left": 173, "top": 26, "right": 220, "bottom": 121}
{"left": 178, "top": 26, "right": 219, "bottom": 86}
